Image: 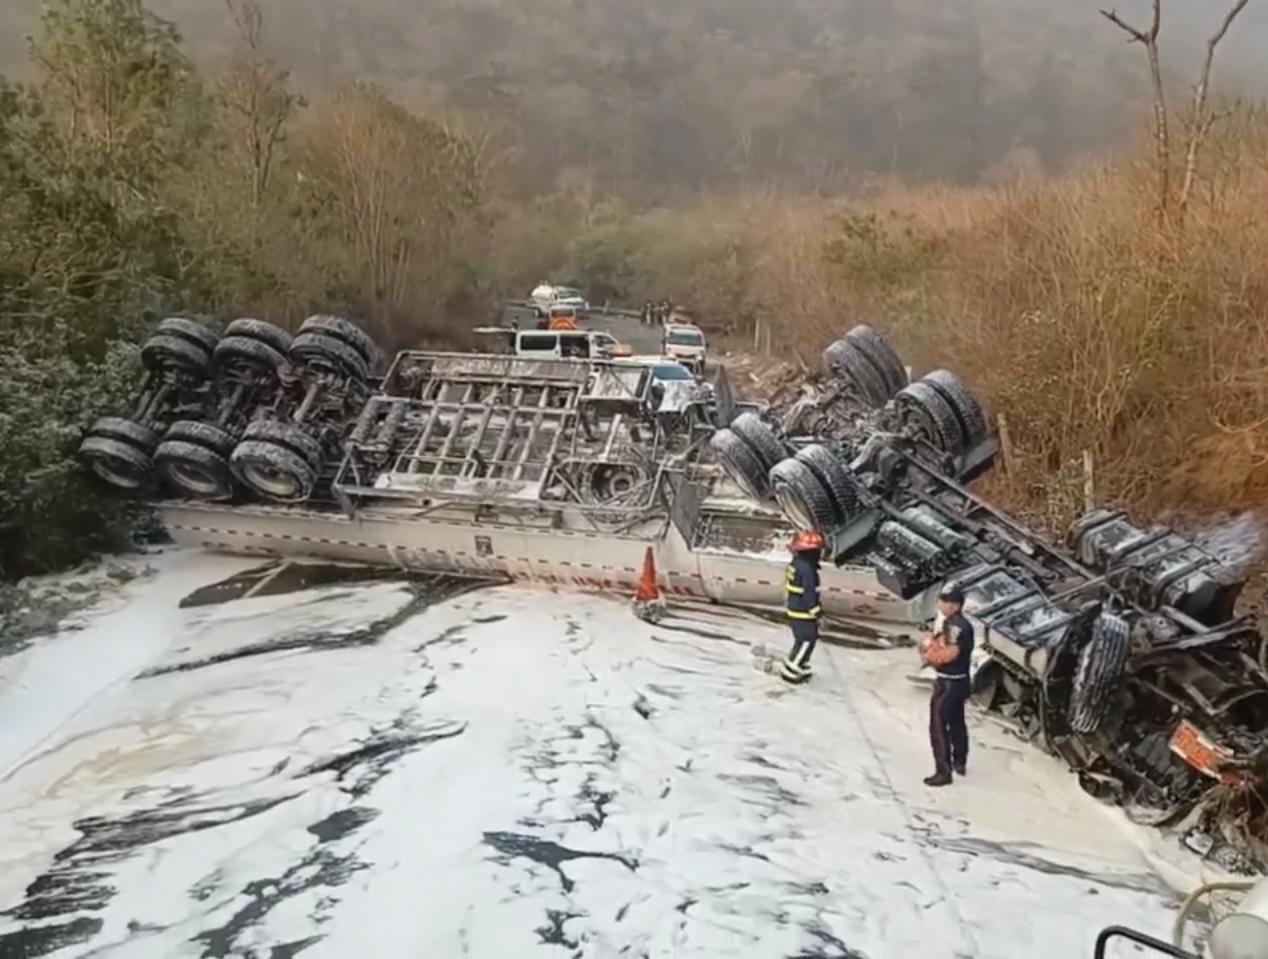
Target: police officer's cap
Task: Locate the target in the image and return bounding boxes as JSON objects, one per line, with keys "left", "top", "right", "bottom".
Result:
{"left": 938, "top": 585, "right": 965, "bottom": 606}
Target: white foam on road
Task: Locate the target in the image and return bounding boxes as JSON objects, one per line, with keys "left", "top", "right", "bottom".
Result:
{"left": 0, "top": 554, "right": 1183, "bottom": 957}
{"left": 0, "top": 553, "right": 257, "bottom": 781}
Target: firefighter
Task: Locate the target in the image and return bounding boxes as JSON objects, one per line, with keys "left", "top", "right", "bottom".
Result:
{"left": 921, "top": 585, "right": 974, "bottom": 787}
{"left": 781, "top": 530, "right": 824, "bottom": 684}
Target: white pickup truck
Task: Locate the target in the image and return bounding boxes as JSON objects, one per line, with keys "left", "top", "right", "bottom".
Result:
{"left": 662, "top": 322, "right": 707, "bottom": 373}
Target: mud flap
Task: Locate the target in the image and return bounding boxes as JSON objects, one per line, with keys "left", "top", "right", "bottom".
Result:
{"left": 958, "top": 435, "right": 999, "bottom": 483}
{"left": 827, "top": 508, "right": 882, "bottom": 564}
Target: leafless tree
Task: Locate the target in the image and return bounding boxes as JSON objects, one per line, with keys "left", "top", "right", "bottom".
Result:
{"left": 219, "top": 0, "right": 303, "bottom": 208}
{"left": 1100, "top": 0, "right": 1251, "bottom": 224}
{"left": 1100, "top": 2, "right": 1169, "bottom": 221}
{"left": 1178, "top": 0, "right": 1250, "bottom": 212}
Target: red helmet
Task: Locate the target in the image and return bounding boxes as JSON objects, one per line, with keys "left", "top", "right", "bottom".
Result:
{"left": 790, "top": 530, "right": 825, "bottom": 552}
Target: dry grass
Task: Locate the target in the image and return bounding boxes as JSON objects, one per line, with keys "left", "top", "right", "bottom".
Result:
{"left": 931, "top": 151, "right": 1268, "bottom": 523}
{"left": 723, "top": 131, "right": 1268, "bottom": 526}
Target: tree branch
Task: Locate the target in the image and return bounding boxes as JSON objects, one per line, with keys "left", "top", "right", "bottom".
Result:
{"left": 1178, "top": 0, "right": 1250, "bottom": 212}
{"left": 1101, "top": 1, "right": 1170, "bottom": 221}
{"left": 1099, "top": 7, "right": 1149, "bottom": 43}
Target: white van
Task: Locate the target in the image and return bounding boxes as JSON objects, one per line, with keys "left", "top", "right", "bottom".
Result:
{"left": 474, "top": 328, "right": 630, "bottom": 360}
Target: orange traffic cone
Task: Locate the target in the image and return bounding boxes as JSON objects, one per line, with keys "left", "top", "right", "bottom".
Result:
{"left": 633, "top": 546, "right": 666, "bottom": 622}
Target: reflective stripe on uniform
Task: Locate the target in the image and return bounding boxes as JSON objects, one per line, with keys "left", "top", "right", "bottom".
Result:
{"left": 787, "top": 607, "right": 821, "bottom": 621}
{"left": 784, "top": 567, "right": 804, "bottom": 594}
{"left": 781, "top": 659, "right": 811, "bottom": 679}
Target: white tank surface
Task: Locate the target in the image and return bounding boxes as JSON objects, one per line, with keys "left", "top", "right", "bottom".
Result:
{"left": 160, "top": 497, "right": 932, "bottom": 625}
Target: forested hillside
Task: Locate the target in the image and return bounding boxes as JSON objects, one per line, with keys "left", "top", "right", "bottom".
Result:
{"left": 3, "top": 0, "right": 1267, "bottom": 194}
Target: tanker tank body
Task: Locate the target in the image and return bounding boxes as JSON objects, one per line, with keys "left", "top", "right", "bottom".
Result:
{"left": 157, "top": 345, "right": 932, "bottom": 625}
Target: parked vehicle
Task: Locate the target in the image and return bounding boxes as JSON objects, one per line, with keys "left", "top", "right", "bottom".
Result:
{"left": 662, "top": 322, "right": 708, "bottom": 373}
{"left": 475, "top": 328, "right": 629, "bottom": 360}
{"left": 530, "top": 283, "right": 589, "bottom": 317}
{"left": 547, "top": 304, "right": 581, "bottom": 330}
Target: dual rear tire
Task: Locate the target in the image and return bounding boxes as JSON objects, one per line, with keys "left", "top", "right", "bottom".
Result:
{"left": 230, "top": 420, "right": 322, "bottom": 503}
{"left": 769, "top": 445, "right": 862, "bottom": 534}
{"left": 821, "top": 325, "right": 908, "bottom": 407}
{"left": 140, "top": 317, "right": 220, "bottom": 380}
{"left": 78, "top": 417, "right": 162, "bottom": 491}
{"left": 710, "top": 412, "right": 788, "bottom": 499}
{"left": 896, "top": 369, "right": 990, "bottom": 457}
{"left": 155, "top": 422, "right": 236, "bottom": 501}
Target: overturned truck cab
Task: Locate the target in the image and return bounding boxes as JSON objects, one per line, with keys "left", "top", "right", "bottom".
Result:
{"left": 711, "top": 324, "right": 1268, "bottom": 857}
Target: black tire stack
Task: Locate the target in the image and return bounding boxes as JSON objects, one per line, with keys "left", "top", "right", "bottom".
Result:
{"left": 155, "top": 422, "right": 237, "bottom": 501}
{"left": 79, "top": 418, "right": 163, "bottom": 491}
{"left": 896, "top": 369, "right": 990, "bottom": 457}
{"left": 709, "top": 412, "right": 788, "bottom": 499}
{"left": 769, "top": 444, "right": 863, "bottom": 534}
{"left": 154, "top": 318, "right": 294, "bottom": 501}
{"left": 820, "top": 324, "right": 909, "bottom": 408}
{"left": 290, "top": 314, "right": 379, "bottom": 381}
{"left": 79, "top": 318, "right": 220, "bottom": 491}
{"left": 231, "top": 420, "right": 324, "bottom": 502}
{"left": 1068, "top": 613, "right": 1130, "bottom": 734}
{"left": 228, "top": 314, "right": 375, "bottom": 503}
{"left": 213, "top": 317, "right": 295, "bottom": 375}
{"left": 139, "top": 317, "right": 220, "bottom": 379}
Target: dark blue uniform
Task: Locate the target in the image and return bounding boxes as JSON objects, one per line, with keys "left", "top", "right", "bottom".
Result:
{"left": 929, "top": 612, "right": 974, "bottom": 776}
{"left": 781, "top": 551, "right": 822, "bottom": 684}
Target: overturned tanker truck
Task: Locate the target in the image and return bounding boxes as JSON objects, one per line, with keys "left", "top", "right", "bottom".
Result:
{"left": 79, "top": 313, "right": 939, "bottom": 621}
{"left": 81, "top": 313, "right": 1268, "bottom": 857}
{"left": 712, "top": 326, "right": 1268, "bottom": 863}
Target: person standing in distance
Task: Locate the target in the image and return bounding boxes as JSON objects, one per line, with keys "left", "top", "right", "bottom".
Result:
{"left": 921, "top": 585, "right": 974, "bottom": 786}
{"left": 781, "top": 531, "right": 824, "bottom": 685}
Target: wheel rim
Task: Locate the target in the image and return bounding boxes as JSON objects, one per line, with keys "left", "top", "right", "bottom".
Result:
{"left": 242, "top": 462, "right": 303, "bottom": 499}
{"left": 901, "top": 402, "right": 943, "bottom": 451}
{"left": 599, "top": 468, "right": 639, "bottom": 499}
{"left": 721, "top": 457, "right": 763, "bottom": 500}
{"left": 89, "top": 454, "right": 146, "bottom": 489}
{"left": 774, "top": 481, "right": 817, "bottom": 531}
{"left": 169, "top": 460, "right": 228, "bottom": 497}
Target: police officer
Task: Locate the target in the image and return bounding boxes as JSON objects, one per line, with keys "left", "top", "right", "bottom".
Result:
{"left": 922, "top": 585, "right": 974, "bottom": 786}
{"left": 781, "top": 530, "right": 824, "bottom": 684}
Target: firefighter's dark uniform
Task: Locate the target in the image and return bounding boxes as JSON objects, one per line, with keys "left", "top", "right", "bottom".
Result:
{"left": 781, "top": 551, "right": 822, "bottom": 684}
{"left": 929, "top": 612, "right": 974, "bottom": 777}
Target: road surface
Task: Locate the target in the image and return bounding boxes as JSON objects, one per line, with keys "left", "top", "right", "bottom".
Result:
{"left": 0, "top": 552, "right": 1185, "bottom": 957}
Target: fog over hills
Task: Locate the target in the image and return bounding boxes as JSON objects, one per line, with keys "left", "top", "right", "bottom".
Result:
{"left": 3, "top": 0, "right": 1266, "bottom": 194}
